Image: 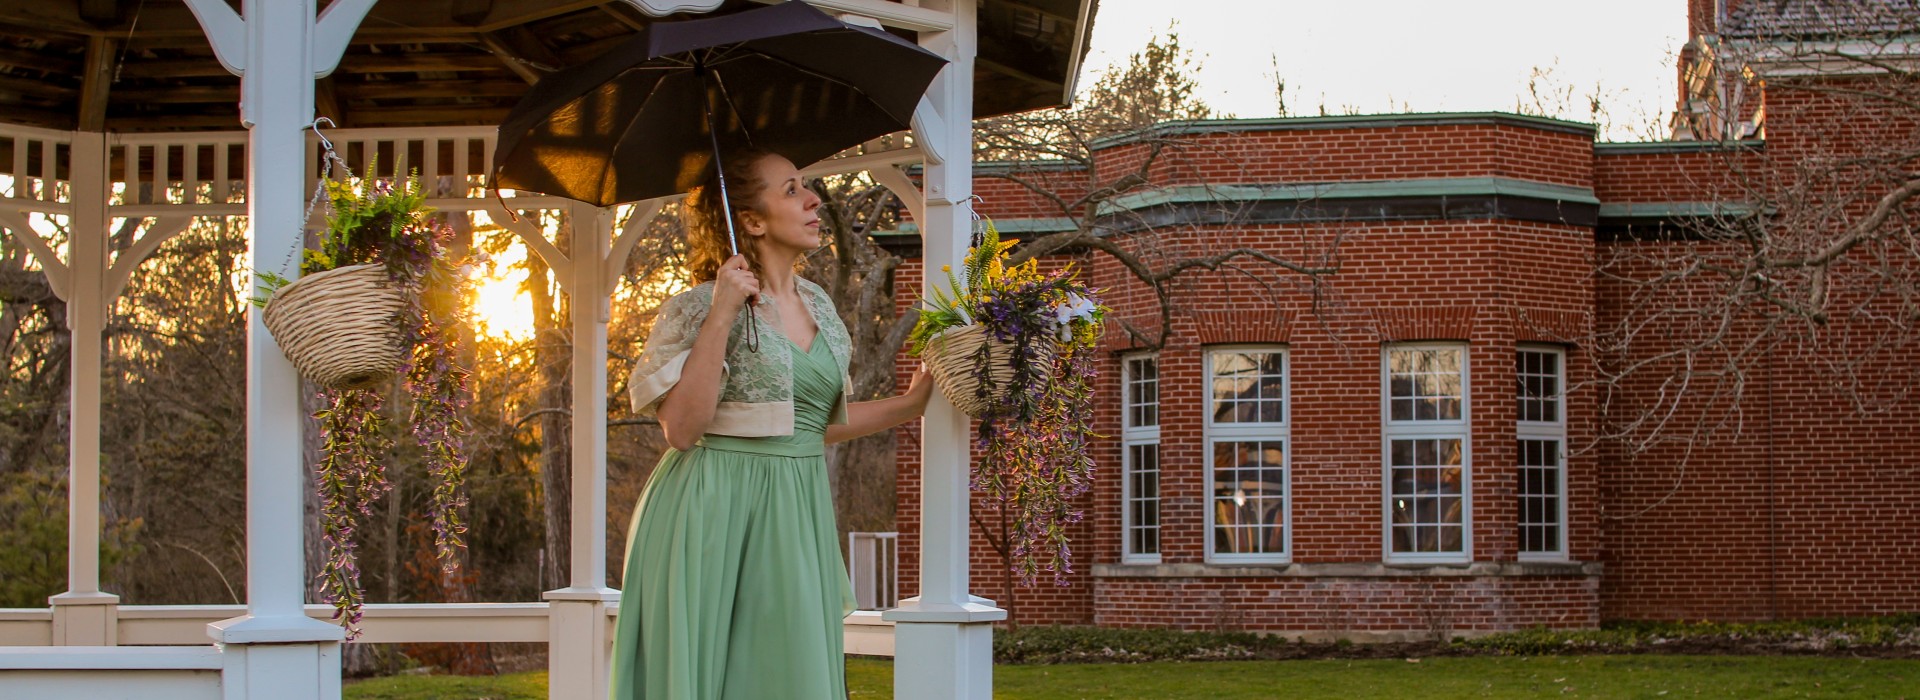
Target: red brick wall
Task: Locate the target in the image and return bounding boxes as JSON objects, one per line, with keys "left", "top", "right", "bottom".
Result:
{"left": 1591, "top": 83, "right": 1920, "bottom": 621}
{"left": 1094, "top": 122, "right": 1594, "bottom": 189}
{"left": 1095, "top": 576, "right": 1599, "bottom": 637}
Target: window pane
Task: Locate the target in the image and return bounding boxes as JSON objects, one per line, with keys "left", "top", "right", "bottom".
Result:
{"left": 1126, "top": 357, "right": 1160, "bottom": 429}
{"left": 1212, "top": 440, "right": 1287, "bottom": 555}
{"left": 1517, "top": 349, "right": 1563, "bottom": 424}
{"left": 1388, "top": 348, "right": 1464, "bottom": 423}
{"left": 1211, "top": 351, "right": 1285, "bottom": 425}
{"left": 1517, "top": 438, "right": 1563, "bottom": 555}
{"left": 1126, "top": 443, "right": 1161, "bottom": 557}
{"left": 1389, "top": 438, "right": 1466, "bottom": 553}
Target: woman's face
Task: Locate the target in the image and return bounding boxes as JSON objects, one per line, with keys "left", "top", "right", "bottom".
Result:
{"left": 742, "top": 154, "right": 822, "bottom": 259}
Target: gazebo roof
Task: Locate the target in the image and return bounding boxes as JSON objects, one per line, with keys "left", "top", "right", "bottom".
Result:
{"left": 0, "top": 0, "right": 1097, "bottom": 133}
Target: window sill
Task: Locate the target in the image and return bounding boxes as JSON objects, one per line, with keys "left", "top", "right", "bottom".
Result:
{"left": 1091, "top": 560, "right": 1602, "bottom": 579}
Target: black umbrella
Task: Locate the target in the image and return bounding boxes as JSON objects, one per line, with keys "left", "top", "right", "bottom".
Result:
{"left": 491, "top": 0, "right": 947, "bottom": 255}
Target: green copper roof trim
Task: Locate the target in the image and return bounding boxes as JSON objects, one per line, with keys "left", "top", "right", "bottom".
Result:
{"left": 1595, "top": 140, "right": 1766, "bottom": 155}
{"left": 1097, "top": 177, "right": 1599, "bottom": 216}
{"left": 1598, "top": 202, "right": 1762, "bottom": 219}
{"left": 876, "top": 216, "right": 1080, "bottom": 238}
{"left": 1090, "top": 112, "right": 1596, "bottom": 149}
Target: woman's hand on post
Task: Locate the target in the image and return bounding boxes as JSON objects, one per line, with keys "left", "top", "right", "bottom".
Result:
{"left": 906, "top": 365, "right": 935, "bottom": 414}
{"left": 711, "top": 255, "right": 759, "bottom": 316}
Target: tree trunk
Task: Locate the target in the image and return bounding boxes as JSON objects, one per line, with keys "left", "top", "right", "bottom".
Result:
{"left": 529, "top": 218, "right": 573, "bottom": 592}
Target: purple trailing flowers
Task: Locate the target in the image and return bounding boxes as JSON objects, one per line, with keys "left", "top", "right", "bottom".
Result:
{"left": 301, "top": 172, "right": 474, "bottom": 638}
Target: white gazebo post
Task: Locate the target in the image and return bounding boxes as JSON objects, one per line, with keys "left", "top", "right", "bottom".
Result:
{"left": 186, "top": 0, "right": 375, "bottom": 698}
{"left": 43, "top": 131, "right": 118, "bottom": 647}
{"left": 884, "top": 1, "right": 1005, "bottom": 698}
{"left": 542, "top": 201, "right": 621, "bottom": 700}
{"left": 493, "top": 196, "right": 660, "bottom": 700}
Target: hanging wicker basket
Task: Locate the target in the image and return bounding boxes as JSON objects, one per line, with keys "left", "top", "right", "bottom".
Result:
{"left": 922, "top": 324, "right": 1056, "bottom": 418}
{"left": 262, "top": 263, "right": 410, "bottom": 390}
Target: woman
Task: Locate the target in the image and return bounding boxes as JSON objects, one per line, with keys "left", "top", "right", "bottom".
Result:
{"left": 612, "top": 148, "right": 934, "bottom": 700}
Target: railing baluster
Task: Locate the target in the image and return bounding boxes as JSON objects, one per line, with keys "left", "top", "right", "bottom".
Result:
{"left": 424, "top": 138, "right": 440, "bottom": 193}
{"left": 472, "top": 137, "right": 487, "bottom": 196}
{"left": 153, "top": 144, "right": 171, "bottom": 204}
{"left": 5, "top": 135, "right": 19, "bottom": 199}
{"left": 184, "top": 144, "right": 202, "bottom": 204}
{"left": 123, "top": 143, "right": 139, "bottom": 204}
{"left": 453, "top": 138, "right": 471, "bottom": 199}
{"left": 215, "top": 143, "right": 231, "bottom": 203}
{"left": 39, "top": 139, "right": 55, "bottom": 201}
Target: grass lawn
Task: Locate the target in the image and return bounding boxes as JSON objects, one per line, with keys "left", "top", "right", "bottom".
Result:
{"left": 346, "top": 655, "right": 1920, "bottom": 699}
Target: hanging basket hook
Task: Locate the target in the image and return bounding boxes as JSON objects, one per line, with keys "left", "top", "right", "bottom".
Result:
{"left": 311, "top": 117, "right": 338, "bottom": 154}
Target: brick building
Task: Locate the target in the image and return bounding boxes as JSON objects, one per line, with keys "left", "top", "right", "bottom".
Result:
{"left": 889, "top": 0, "right": 1920, "bottom": 639}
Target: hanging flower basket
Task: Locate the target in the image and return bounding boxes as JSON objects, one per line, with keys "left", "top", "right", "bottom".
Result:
{"left": 262, "top": 263, "right": 410, "bottom": 390}
{"left": 921, "top": 323, "right": 1056, "bottom": 418}
{"left": 907, "top": 215, "right": 1106, "bottom": 587}
{"left": 249, "top": 146, "right": 475, "bottom": 639}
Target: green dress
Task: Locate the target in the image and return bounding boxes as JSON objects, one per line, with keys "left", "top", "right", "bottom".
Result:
{"left": 610, "top": 335, "right": 856, "bottom": 700}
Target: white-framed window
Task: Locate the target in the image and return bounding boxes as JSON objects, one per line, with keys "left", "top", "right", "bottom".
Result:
{"left": 1206, "top": 346, "right": 1290, "bottom": 563}
{"left": 1517, "top": 345, "right": 1567, "bottom": 560}
{"left": 1121, "top": 353, "right": 1161, "bottom": 563}
{"left": 1382, "top": 344, "right": 1471, "bottom": 563}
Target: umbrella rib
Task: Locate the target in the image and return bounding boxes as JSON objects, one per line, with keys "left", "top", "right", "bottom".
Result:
{"left": 713, "top": 50, "right": 902, "bottom": 120}
{"left": 601, "top": 70, "right": 683, "bottom": 203}
{"left": 710, "top": 68, "right": 755, "bottom": 148}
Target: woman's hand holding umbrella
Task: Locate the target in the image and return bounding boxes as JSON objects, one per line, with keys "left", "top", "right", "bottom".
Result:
{"left": 712, "top": 255, "right": 759, "bottom": 315}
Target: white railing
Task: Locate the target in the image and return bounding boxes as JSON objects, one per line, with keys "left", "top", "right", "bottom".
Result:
{"left": 0, "top": 124, "right": 74, "bottom": 212}
{"left": 0, "top": 604, "right": 894, "bottom": 656}
{"left": 848, "top": 532, "right": 900, "bottom": 611}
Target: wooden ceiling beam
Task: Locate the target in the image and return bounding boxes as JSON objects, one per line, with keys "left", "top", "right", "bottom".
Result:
{"left": 0, "top": 103, "right": 74, "bottom": 130}
{"left": 478, "top": 25, "right": 566, "bottom": 84}
{"left": 315, "top": 76, "right": 347, "bottom": 127}
{"left": 128, "top": 33, "right": 478, "bottom": 50}
{"left": 559, "top": 32, "right": 632, "bottom": 65}
{"left": 117, "top": 59, "right": 237, "bottom": 79}
{"left": 993, "top": 0, "right": 1080, "bottom": 24}
{"left": 79, "top": 0, "right": 122, "bottom": 25}
{"left": 978, "top": 57, "right": 1062, "bottom": 91}
{"left": 109, "top": 84, "right": 240, "bottom": 104}
{"left": 479, "top": 33, "right": 545, "bottom": 84}
{"left": 0, "top": 3, "right": 210, "bottom": 38}
{"left": 338, "top": 79, "right": 529, "bottom": 101}
{"left": 473, "top": 0, "right": 612, "bottom": 33}
{"left": 336, "top": 52, "right": 507, "bottom": 74}
{"left": 451, "top": 0, "right": 495, "bottom": 26}
{"left": 361, "top": 107, "right": 513, "bottom": 126}
{"left": 106, "top": 112, "right": 239, "bottom": 131}
{"left": 975, "top": 30, "right": 1064, "bottom": 84}
{"left": 0, "top": 44, "right": 81, "bottom": 74}
{"left": 78, "top": 36, "right": 115, "bottom": 131}
{"left": 0, "top": 73, "right": 74, "bottom": 100}
{"left": 597, "top": 4, "right": 648, "bottom": 32}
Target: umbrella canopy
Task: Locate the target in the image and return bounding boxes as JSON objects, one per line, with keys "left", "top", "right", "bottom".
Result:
{"left": 490, "top": 0, "right": 948, "bottom": 208}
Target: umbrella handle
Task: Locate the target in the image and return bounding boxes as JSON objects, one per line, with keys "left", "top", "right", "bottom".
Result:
{"left": 705, "top": 80, "right": 759, "bottom": 353}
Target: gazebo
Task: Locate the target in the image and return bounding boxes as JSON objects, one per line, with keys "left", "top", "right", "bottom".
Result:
{"left": 0, "top": 1, "right": 1097, "bottom": 698}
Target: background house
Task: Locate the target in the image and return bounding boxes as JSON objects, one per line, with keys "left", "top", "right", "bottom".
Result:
{"left": 889, "top": 0, "right": 1920, "bottom": 637}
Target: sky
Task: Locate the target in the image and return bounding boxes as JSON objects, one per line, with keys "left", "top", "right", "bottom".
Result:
{"left": 1073, "top": 0, "right": 1691, "bottom": 142}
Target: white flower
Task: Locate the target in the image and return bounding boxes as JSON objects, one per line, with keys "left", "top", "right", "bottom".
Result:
{"left": 1051, "top": 293, "right": 1095, "bottom": 341}
{"left": 1053, "top": 293, "right": 1096, "bottom": 325}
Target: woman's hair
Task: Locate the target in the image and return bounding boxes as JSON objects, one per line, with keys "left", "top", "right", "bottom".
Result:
{"left": 683, "top": 146, "right": 778, "bottom": 283}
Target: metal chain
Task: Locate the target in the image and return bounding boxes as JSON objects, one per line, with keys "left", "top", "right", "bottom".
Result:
{"left": 275, "top": 117, "right": 355, "bottom": 279}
